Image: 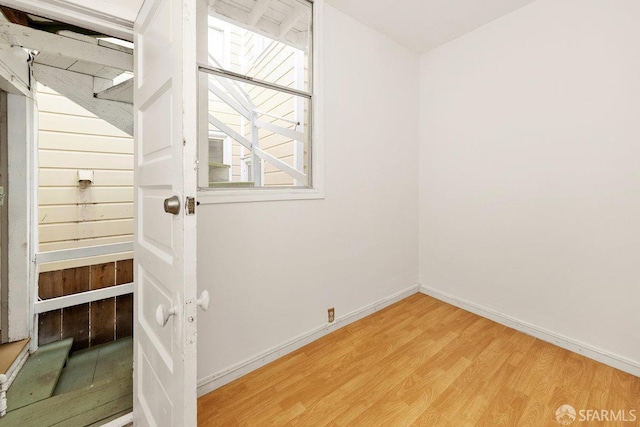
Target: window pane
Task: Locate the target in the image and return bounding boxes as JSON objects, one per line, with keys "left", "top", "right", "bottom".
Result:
{"left": 199, "top": 71, "right": 311, "bottom": 189}
{"left": 208, "top": 0, "right": 312, "bottom": 93}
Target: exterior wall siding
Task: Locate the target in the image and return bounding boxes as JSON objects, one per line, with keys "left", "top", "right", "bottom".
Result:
{"left": 36, "top": 83, "right": 134, "bottom": 271}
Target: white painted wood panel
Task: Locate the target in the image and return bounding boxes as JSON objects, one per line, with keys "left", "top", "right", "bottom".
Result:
{"left": 39, "top": 170, "right": 133, "bottom": 187}
{"left": 39, "top": 133, "right": 133, "bottom": 154}
{"left": 39, "top": 203, "right": 134, "bottom": 224}
{"left": 39, "top": 150, "right": 132, "bottom": 170}
{"left": 39, "top": 187, "right": 134, "bottom": 205}
{"left": 38, "top": 112, "right": 130, "bottom": 138}
{"left": 39, "top": 219, "right": 134, "bottom": 243}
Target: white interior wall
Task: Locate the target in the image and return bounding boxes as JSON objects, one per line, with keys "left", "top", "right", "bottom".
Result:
{"left": 197, "top": 4, "right": 419, "bottom": 387}
{"left": 419, "top": 0, "right": 640, "bottom": 371}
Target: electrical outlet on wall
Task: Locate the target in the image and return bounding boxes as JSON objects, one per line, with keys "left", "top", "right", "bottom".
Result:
{"left": 328, "top": 308, "right": 335, "bottom": 323}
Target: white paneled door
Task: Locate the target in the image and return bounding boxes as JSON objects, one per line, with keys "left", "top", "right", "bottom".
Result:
{"left": 133, "top": 0, "right": 200, "bottom": 425}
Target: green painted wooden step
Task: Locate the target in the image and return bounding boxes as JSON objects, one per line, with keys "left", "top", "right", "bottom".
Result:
{"left": 209, "top": 162, "right": 231, "bottom": 181}
{"left": 208, "top": 161, "right": 230, "bottom": 169}
{"left": 6, "top": 338, "right": 73, "bottom": 412}
{"left": 54, "top": 336, "right": 133, "bottom": 395}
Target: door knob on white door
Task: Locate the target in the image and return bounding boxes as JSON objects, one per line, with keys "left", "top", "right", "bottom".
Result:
{"left": 197, "top": 290, "right": 210, "bottom": 311}
{"left": 156, "top": 304, "right": 177, "bottom": 327}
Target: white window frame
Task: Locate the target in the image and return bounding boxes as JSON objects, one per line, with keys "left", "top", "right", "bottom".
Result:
{"left": 197, "top": 0, "right": 324, "bottom": 204}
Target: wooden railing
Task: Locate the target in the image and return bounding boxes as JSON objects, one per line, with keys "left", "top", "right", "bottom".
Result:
{"left": 34, "top": 242, "right": 134, "bottom": 351}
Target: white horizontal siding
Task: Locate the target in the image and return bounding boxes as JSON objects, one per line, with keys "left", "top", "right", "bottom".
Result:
{"left": 39, "top": 187, "right": 133, "bottom": 205}
{"left": 39, "top": 170, "right": 133, "bottom": 187}
{"left": 39, "top": 203, "right": 134, "bottom": 224}
{"left": 39, "top": 113, "right": 130, "bottom": 138}
{"left": 39, "top": 131, "right": 133, "bottom": 154}
{"left": 37, "top": 84, "right": 134, "bottom": 270}
{"left": 39, "top": 219, "right": 133, "bottom": 243}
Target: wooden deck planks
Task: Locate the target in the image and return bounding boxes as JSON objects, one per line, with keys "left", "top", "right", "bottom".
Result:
{"left": 198, "top": 294, "right": 640, "bottom": 426}
{"left": 51, "top": 344, "right": 100, "bottom": 395}
{"left": 3, "top": 377, "right": 132, "bottom": 427}
{"left": 6, "top": 338, "right": 73, "bottom": 412}
{"left": 54, "top": 336, "right": 133, "bottom": 395}
{"left": 4, "top": 337, "right": 133, "bottom": 426}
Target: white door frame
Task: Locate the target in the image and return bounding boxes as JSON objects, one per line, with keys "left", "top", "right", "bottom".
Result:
{"left": 1, "top": 0, "right": 133, "bottom": 351}
{"left": 6, "top": 91, "right": 37, "bottom": 344}
{"left": 0, "top": 91, "right": 7, "bottom": 343}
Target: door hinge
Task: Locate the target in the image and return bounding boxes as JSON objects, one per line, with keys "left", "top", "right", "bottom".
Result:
{"left": 186, "top": 197, "right": 196, "bottom": 215}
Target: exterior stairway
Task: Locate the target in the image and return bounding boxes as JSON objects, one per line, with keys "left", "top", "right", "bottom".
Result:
{"left": 208, "top": 138, "right": 254, "bottom": 188}
{"left": 2, "top": 337, "right": 133, "bottom": 426}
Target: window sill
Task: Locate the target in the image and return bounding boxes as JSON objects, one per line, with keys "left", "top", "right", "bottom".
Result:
{"left": 196, "top": 187, "right": 324, "bottom": 204}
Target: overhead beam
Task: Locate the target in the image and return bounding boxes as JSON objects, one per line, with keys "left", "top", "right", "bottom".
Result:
{"left": 95, "top": 78, "right": 133, "bottom": 104}
{"left": 0, "top": 42, "right": 30, "bottom": 95}
{"left": 278, "top": 6, "right": 304, "bottom": 38}
{"left": 0, "top": 0, "right": 134, "bottom": 42}
{"left": 33, "top": 63, "right": 133, "bottom": 135}
{"left": 0, "top": 6, "right": 29, "bottom": 26}
{"left": 0, "top": 21, "right": 133, "bottom": 71}
{"left": 210, "top": 2, "right": 307, "bottom": 51}
{"left": 248, "top": 0, "right": 271, "bottom": 27}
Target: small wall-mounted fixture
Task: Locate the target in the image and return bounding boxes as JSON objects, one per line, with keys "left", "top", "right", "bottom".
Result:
{"left": 78, "top": 170, "right": 94, "bottom": 187}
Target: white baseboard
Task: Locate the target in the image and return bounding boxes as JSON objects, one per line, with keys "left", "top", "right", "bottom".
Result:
{"left": 197, "top": 284, "right": 421, "bottom": 396}
{"left": 419, "top": 285, "right": 640, "bottom": 378}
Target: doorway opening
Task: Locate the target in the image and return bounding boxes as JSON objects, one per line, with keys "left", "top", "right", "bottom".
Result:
{"left": 0, "top": 6, "right": 135, "bottom": 424}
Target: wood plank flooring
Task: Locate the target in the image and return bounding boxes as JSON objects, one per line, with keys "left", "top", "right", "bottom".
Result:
{"left": 3, "top": 336, "right": 133, "bottom": 426}
{"left": 53, "top": 336, "right": 133, "bottom": 395}
{"left": 0, "top": 338, "right": 29, "bottom": 374}
{"left": 7, "top": 337, "right": 73, "bottom": 411}
{"left": 198, "top": 294, "right": 640, "bottom": 426}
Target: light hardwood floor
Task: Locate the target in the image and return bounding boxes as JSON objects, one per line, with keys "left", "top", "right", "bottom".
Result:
{"left": 198, "top": 294, "right": 640, "bottom": 426}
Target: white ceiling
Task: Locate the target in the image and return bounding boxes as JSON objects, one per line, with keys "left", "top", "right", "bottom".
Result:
{"left": 54, "top": 0, "right": 537, "bottom": 53}
{"left": 325, "top": 0, "right": 537, "bottom": 53}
